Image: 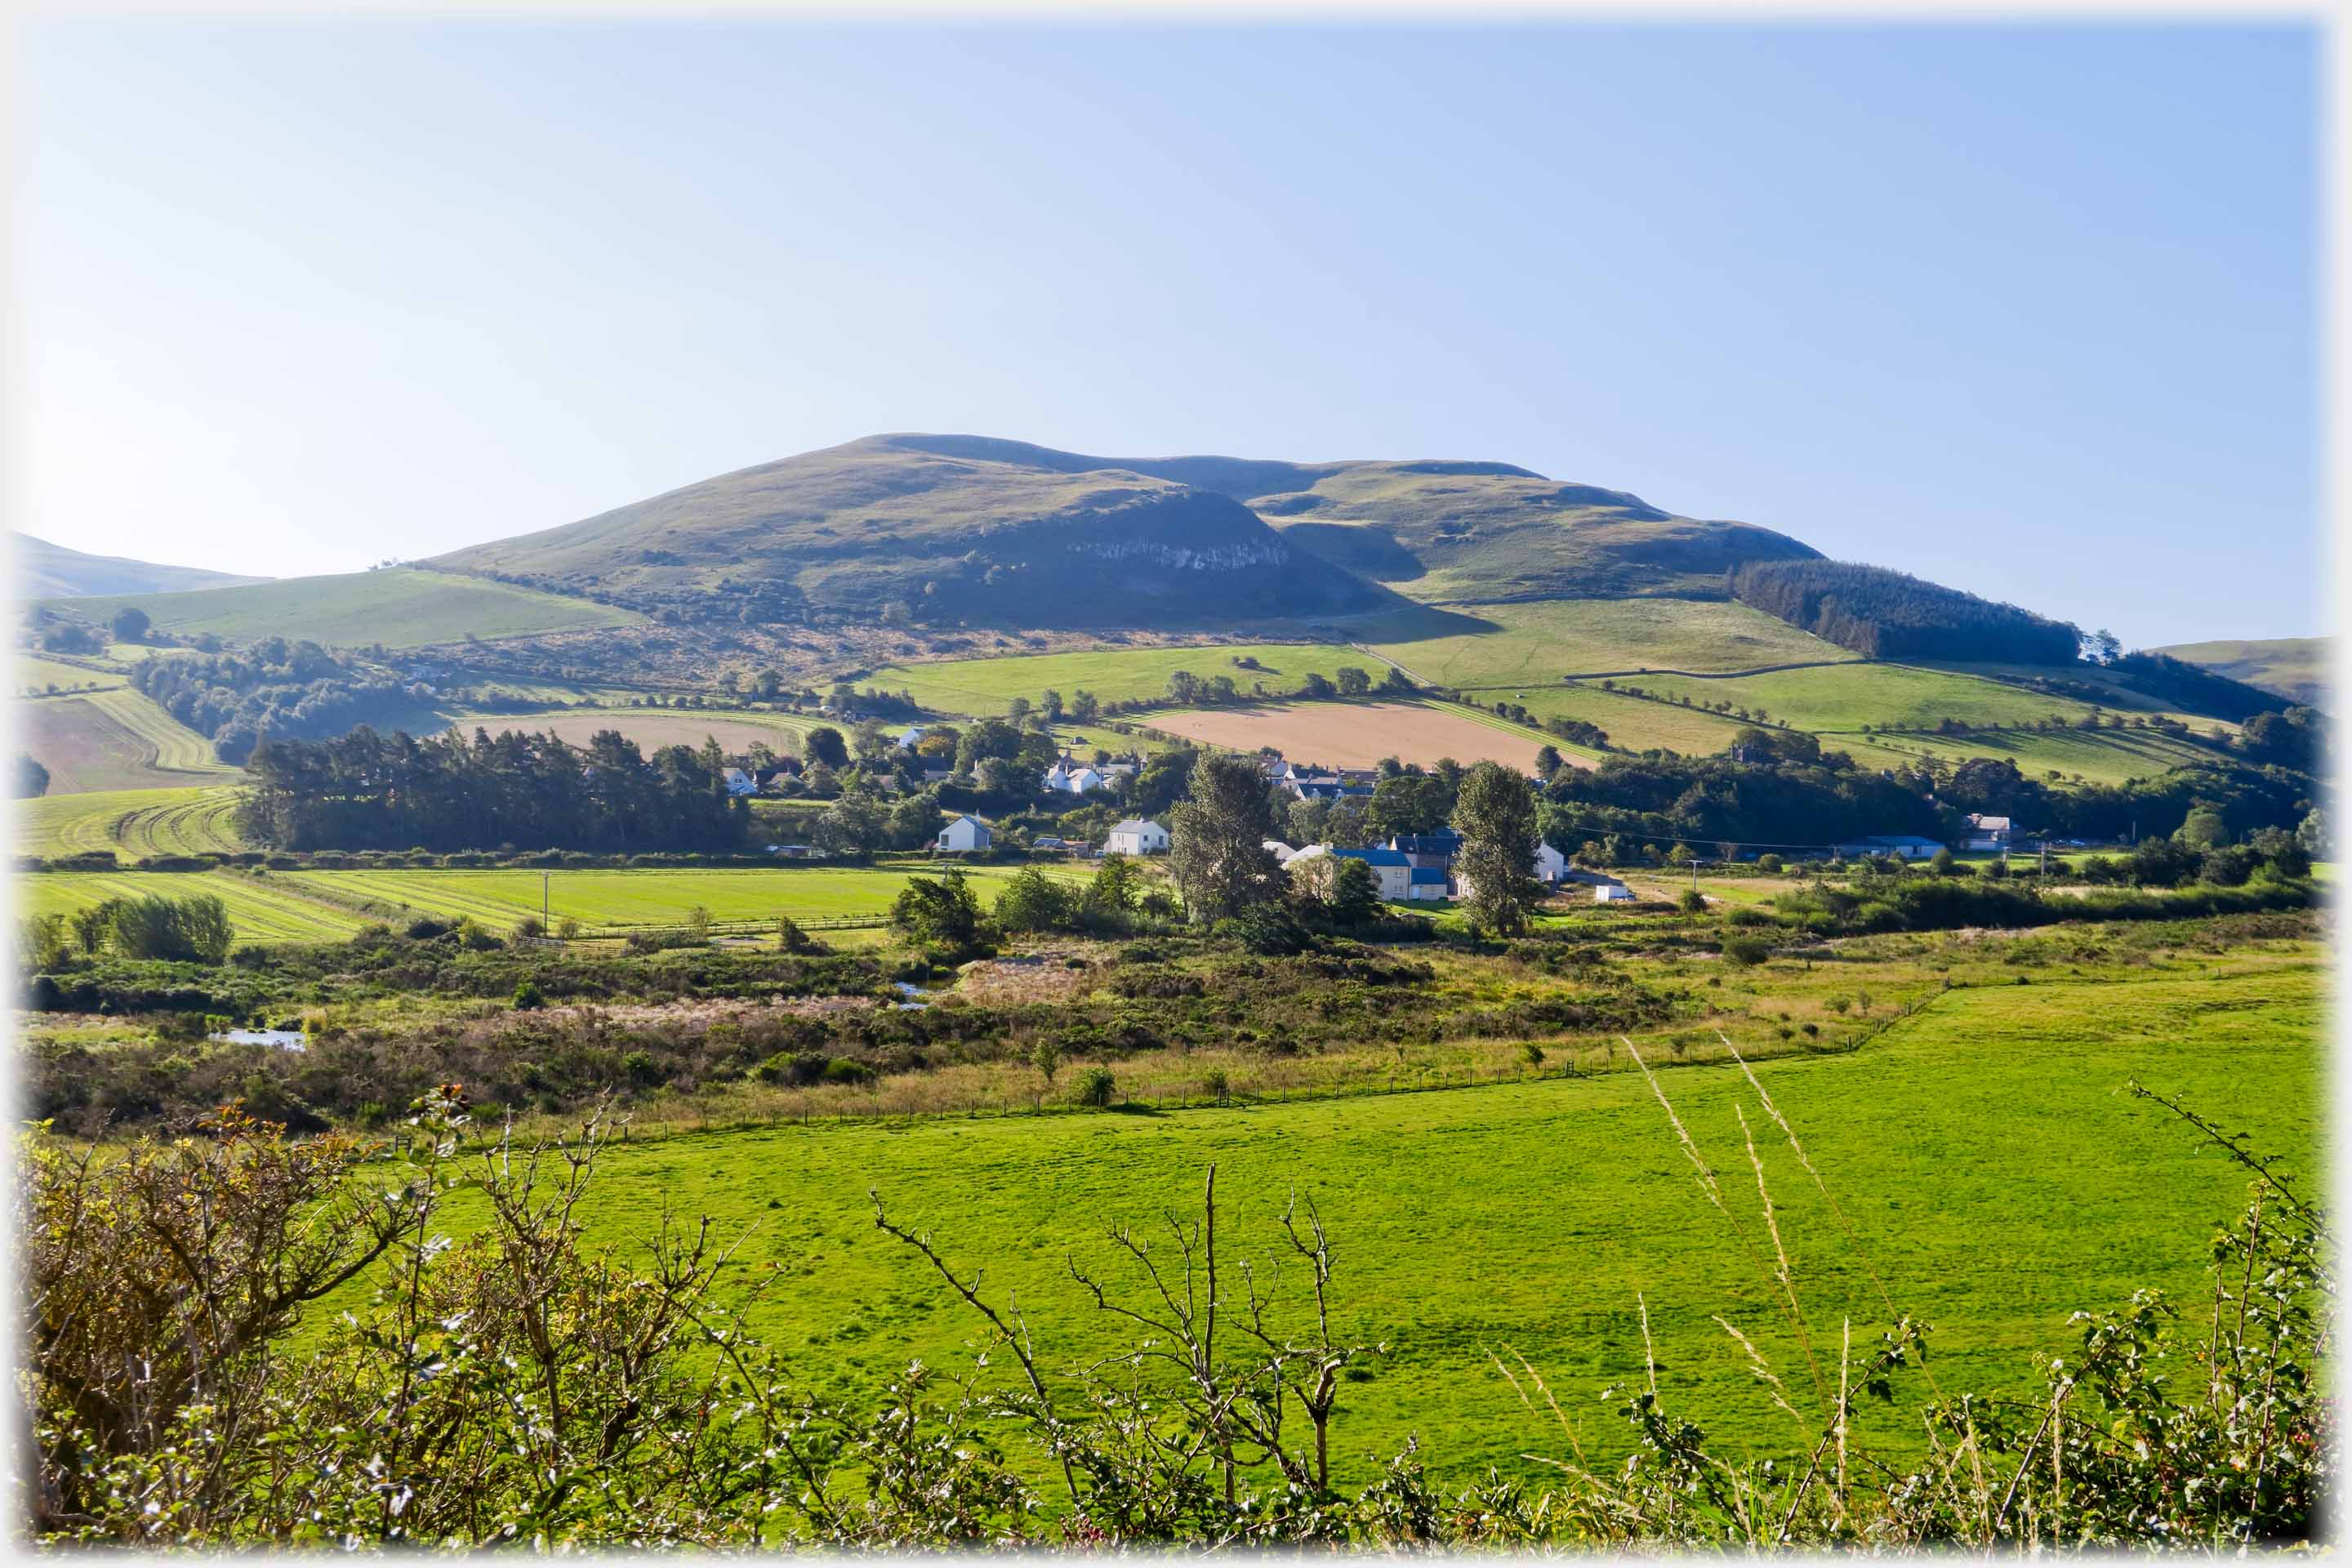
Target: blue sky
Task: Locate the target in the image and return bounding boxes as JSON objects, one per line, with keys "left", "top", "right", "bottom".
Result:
{"left": 19, "top": 20, "right": 2319, "bottom": 645}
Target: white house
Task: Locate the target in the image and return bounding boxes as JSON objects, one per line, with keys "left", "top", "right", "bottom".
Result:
{"left": 721, "top": 767, "right": 759, "bottom": 798}
{"left": 1964, "top": 813, "right": 2013, "bottom": 851}
{"left": 1332, "top": 846, "right": 1414, "bottom": 900}
{"left": 897, "top": 724, "right": 929, "bottom": 751}
{"left": 1534, "top": 842, "right": 1569, "bottom": 883}
{"left": 1593, "top": 882, "right": 1637, "bottom": 903}
{"left": 1106, "top": 818, "right": 1169, "bottom": 856}
{"left": 1044, "top": 760, "right": 1107, "bottom": 795}
{"left": 1263, "top": 839, "right": 1298, "bottom": 865}
{"left": 938, "top": 815, "right": 993, "bottom": 853}
{"left": 1833, "top": 834, "right": 1944, "bottom": 862}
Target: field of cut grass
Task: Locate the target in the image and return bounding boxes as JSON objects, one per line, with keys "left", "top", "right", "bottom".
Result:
{"left": 385, "top": 944, "right": 2316, "bottom": 1486}
{"left": 443, "top": 706, "right": 813, "bottom": 755}
{"left": 16, "top": 656, "right": 122, "bottom": 694}
{"left": 47, "top": 568, "right": 645, "bottom": 650}
{"left": 21, "top": 688, "right": 242, "bottom": 795}
{"left": 1832, "top": 724, "right": 2227, "bottom": 786}
{"left": 1136, "top": 698, "right": 1558, "bottom": 770}
{"left": 1610, "top": 662, "right": 2109, "bottom": 734}
{"left": 871, "top": 644, "right": 1379, "bottom": 715}
{"left": 19, "top": 784, "right": 247, "bottom": 858}
{"left": 277, "top": 862, "right": 1089, "bottom": 933}
{"left": 1358, "top": 598, "right": 1855, "bottom": 685}
{"left": 25, "top": 871, "right": 373, "bottom": 943}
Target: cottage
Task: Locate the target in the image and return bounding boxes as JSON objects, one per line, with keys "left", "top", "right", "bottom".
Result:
{"left": 897, "top": 724, "right": 929, "bottom": 751}
{"left": 1533, "top": 842, "right": 1569, "bottom": 884}
{"left": 937, "top": 815, "right": 993, "bottom": 854}
{"left": 1405, "top": 865, "right": 1450, "bottom": 900}
{"left": 721, "top": 767, "right": 759, "bottom": 798}
{"left": 1105, "top": 818, "right": 1169, "bottom": 856}
{"left": 1963, "top": 813, "right": 2014, "bottom": 851}
{"left": 1263, "top": 840, "right": 1298, "bottom": 865}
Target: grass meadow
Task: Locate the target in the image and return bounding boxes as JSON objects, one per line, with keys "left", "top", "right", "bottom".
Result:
{"left": 371, "top": 941, "right": 2317, "bottom": 1489}
{"left": 47, "top": 568, "right": 645, "bottom": 649}
{"left": 274, "top": 862, "right": 1090, "bottom": 933}
{"left": 1833, "top": 724, "right": 2228, "bottom": 786}
{"left": 1133, "top": 698, "right": 1559, "bottom": 770}
{"left": 16, "top": 656, "right": 124, "bottom": 694}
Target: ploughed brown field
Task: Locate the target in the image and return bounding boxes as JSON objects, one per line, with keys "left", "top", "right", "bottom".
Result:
{"left": 1143, "top": 699, "right": 1562, "bottom": 770}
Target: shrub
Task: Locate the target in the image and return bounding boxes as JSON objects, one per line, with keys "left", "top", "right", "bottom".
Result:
{"left": 1201, "top": 1067, "right": 1230, "bottom": 1102}
{"left": 1076, "top": 1066, "right": 1117, "bottom": 1107}
{"left": 1721, "top": 936, "right": 1771, "bottom": 967}
{"left": 1678, "top": 889, "right": 1707, "bottom": 914}
{"left": 513, "top": 979, "right": 546, "bottom": 1011}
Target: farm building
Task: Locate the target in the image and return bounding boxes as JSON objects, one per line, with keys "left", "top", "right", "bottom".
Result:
{"left": 1593, "top": 882, "right": 1637, "bottom": 903}
{"left": 938, "top": 815, "right": 993, "bottom": 853}
{"left": 897, "top": 724, "right": 929, "bottom": 751}
{"left": 1833, "top": 834, "right": 1944, "bottom": 861}
{"left": 721, "top": 768, "right": 759, "bottom": 797}
{"left": 1964, "top": 813, "right": 2014, "bottom": 850}
{"left": 1106, "top": 818, "right": 1169, "bottom": 855}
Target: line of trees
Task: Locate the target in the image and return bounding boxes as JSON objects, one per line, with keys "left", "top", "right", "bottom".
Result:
{"left": 236, "top": 725, "right": 749, "bottom": 853}
{"left": 1728, "top": 559, "right": 2082, "bottom": 664}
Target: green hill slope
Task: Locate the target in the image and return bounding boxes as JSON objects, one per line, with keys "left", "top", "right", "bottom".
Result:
{"left": 2148, "top": 637, "right": 2328, "bottom": 707}
{"left": 17, "top": 532, "right": 269, "bottom": 599}
{"left": 428, "top": 433, "right": 1819, "bottom": 625}
{"left": 45, "top": 568, "right": 645, "bottom": 650}
{"left": 433, "top": 434, "right": 1392, "bottom": 629}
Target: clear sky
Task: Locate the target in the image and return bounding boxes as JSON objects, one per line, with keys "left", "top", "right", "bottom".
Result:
{"left": 16, "top": 19, "right": 2319, "bottom": 646}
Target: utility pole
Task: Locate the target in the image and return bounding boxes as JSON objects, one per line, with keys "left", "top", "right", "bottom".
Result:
{"left": 541, "top": 870, "right": 551, "bottom": 938}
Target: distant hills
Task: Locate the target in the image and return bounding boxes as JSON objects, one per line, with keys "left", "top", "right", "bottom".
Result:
{"left": 2149, "top": 637, "right": 2329, "bottom": 707}
{"left": 431, "top": 433, "right": 1820, "bottom": 625}
{"left": 20, "top": 533, "right": 270, "bottom": 600}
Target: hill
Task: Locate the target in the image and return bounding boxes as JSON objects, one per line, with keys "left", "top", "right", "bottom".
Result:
{"left": 19, "top": 532, "right": 270, "bottom": 599}
{"left": 2149, "top": 636, "right": 2328, "bottom": 707}
{"left": 429, "top": 433, "right": 1820, "bottom": 624}
{"left": 433, "top": 434, "right": 1393, "bottom": 629}
{"left": 43, "top": 567, "right": 646, "bottom": 650}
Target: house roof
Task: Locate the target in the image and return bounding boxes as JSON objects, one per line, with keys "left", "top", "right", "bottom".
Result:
{"left": 1390, "top": 830, "right": 1463, "bottom": 852}
{"left": 1335, "top": 847, "right": 1410, "bottom": 867}
{"left": 1408, "top": 866, "right": 1448, "bottom": 884}
{"left": 1111, "top": 818, "right": 1163, "bottom": 835}
{"left": 1967, "top": 814, "right": 2013, "bottom": 830}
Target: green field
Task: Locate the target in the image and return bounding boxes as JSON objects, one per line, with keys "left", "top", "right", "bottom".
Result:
{"left": 16, "top": 656, "right": 122, "bottom": 694}
{"left": 1504, "top": 684, "right": 1753, "bottom": 756}
{"left": 278, "top": 862, "right": 1089, "bottom": 933}
{"left": 46, "top": 567, "right": 646, "bottom": 650}
{"left": 25, "top": 871, "right": 372, "bottom": 943}
{"left": 871, "top": 644, "right": 1383, "bottom": 715}
{"left": 385, "top": 947, "right": 2314, "bottom": 1485}
{"left": 1833, "top": 723, "right": 2226, "bottom": 786}
{"left": 1606, "top": 662, "right": 2109, "bottom": 734}
{"left": 21, "top": 687, "right": 243, "bottom": 795}
{"left": 1360, "top": 598, "right": 1855, "bottom": 685}
{"left": 19, "top": 784, "right": 247, "bottom": 858}
{"left": 2147, "top": 635, "right": 2329, "bottom": 707}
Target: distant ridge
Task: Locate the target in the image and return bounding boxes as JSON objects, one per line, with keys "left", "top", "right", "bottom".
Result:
{"left": 2149, "top": 636, "right": 2329, "bottom": 708}
{"left": 22, "top": 532, "right": 270, "bottom": 600}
